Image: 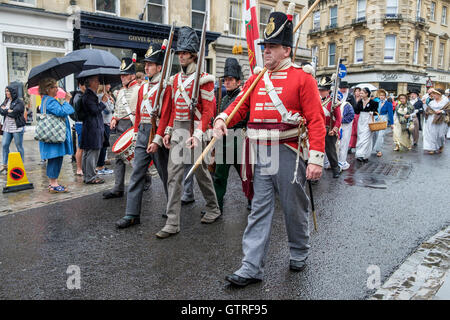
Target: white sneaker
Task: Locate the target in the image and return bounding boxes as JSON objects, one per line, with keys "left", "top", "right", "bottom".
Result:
{"left": 339, "top": 161, "right": 350, "bottom": 171}
{"left": 324, "top": 161, "right": 331, "bottom": 170}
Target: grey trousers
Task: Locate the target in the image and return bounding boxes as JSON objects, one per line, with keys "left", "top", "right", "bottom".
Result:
{"left": 125, "top": 123, "right": 169, "bottom": 217}
{"left": 182, "top": 165, "right": 195, "bottom": 202}
{"left": 235, "top": 144, "right": 311, "bottom": 280}
{"left": 113, "top": 119, "right": 133, "bottom": 193}
{"left": 83, "top": 149, "right": 101, "bottom": 183}
{"left": 162, "top": 121, "right": 221, "bottom": 233}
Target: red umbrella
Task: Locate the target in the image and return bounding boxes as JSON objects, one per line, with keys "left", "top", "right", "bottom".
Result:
{"left": 28, "top": 86, "right": 67, "bottom": 99}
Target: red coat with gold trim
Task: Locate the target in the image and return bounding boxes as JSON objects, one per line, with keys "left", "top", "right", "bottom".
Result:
{"left": 322, "top": 95, "right": 342, "bottom": 130}
{"left": 219, "top": 60, "right": 326, "bottom": 166}
{"left": 134, "top": 75, "right": 172, "bottom": 146}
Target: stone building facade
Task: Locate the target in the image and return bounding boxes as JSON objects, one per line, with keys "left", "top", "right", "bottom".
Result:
{"left": 307, "top": 0, "right": 450, "bottom": 95}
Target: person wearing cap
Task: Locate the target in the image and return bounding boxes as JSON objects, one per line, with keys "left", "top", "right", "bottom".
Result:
{"left": 339, "top": 81, "right": 357, "bottom": 110}
{"left": 115, "top": 43, "right": 172, "bottom": 229}
{"left": 393, "top": 93, "right": 415, "bottom": 151}
{"left": 354, "top": 87, "right": 378, "bottom": 162}
{"left": 408, "top": 89, "right": 424, "bottom": 146}
{"left": 214, "top": 5, "right": 325, "bottom": 287}
{"left": 213, "top": 58, "right": 250, "bottom": 214}
{"left": 103, "top": 57, "right": 140, "bottom": 199}
{"left": 372, "top": 89, "right": 394, "bottom": 157}
{"left": 423, "top": 88, "right": 450, "bottom": 154}
{"left": 318, "top": 76, "right": 342, "bottom": 178}
{"left": 157, "top": 26, "right": 222, "bottom": 239}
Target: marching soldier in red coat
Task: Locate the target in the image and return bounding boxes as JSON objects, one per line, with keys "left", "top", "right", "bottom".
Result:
{"left": 115, "top": 43, "right": 172, "bottom": 229}
{"left": 213, "top": 8, "right": 326, "bottom": 287}
{"left": 157, "top": 26, "right": 222, "bottom": 239}
{"left": 318, "top": 76, "right": 342, "bottom": 178}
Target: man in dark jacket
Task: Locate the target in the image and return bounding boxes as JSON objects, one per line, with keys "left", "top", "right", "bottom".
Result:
{"left": 1, "top": 85, "right": 26, "bottom": 172}
{"left": 339, "top": 81, "right": 357, "bottom": 109}
{"left": 213, "top": 58, "right": 250, "bottom": 213}
{"left": 81, "top": 75, "right": 108, "bottom": 184}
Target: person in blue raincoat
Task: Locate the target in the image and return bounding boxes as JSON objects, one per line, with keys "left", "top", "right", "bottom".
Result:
{"left": 38, "top": 78, "right": 74, "bottom": 193}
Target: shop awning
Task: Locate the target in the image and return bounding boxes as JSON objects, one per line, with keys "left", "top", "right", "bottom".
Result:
{"left": 76, "top": 12, "right": 221, "bottom": 56}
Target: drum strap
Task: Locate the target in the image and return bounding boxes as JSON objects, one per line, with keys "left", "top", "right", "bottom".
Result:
{"left": 121, "top": 92, "right": 135, "bottom": 125}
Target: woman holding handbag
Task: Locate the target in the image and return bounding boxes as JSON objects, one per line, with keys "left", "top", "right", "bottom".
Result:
{"left": 38, "top": 78, "right": 74, "bottom": 193}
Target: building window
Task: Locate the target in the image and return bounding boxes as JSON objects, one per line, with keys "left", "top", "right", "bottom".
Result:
{"left": 329, "top": 6, "right": 338, "bottom": 27}
{"left": 428, "top": 40, "right": 434, "bottom": 66}
{"left": 192, "top": 0, "right": 208, "bottom": 29}
{"left": 312, "top": 45, "right": 319, "bottom": 66}
{"left": 147, "top": 0, "right": 166, "bottom": 24}
{"left": 431, "top": 2, "right": 436, "bottom": 21}
{"left": 328, "top": 43, "right": 336, "bottom": 66}
{"left": 442, "top": 6, "right": 448, "bottom": 25}
{"left": 438, "top": 42, "right": 445, "bottom": 68}
{"left": 413, "top": 38, "right": 419, "bottom": 64}
{"left": 95, "top": 0, "right": 119, "bottom": 15}
{"left": 9, "top": 0, "right": 36, "bottom": 5}
{"left": 313, "top": 11, "right": 320, "bottom": 30}
{"left": 416, "top": 0, "right": 421, "bottom": 18}
{"left": 229, "top": 0, "right": 243, "bottom": 36}
{"left": 386, "top": 0, "right": 398, "bottom": 17}
{"left": 384, "top": 35, "right": 396, "bottom": 62}
{"left": 259, "top": 5, "right": 273, "bottom": 36}
{"left": 354, "top": 38, "right": 364, "bottom": 63}
{"left": 357, "top": 0, "right": 366, "bottom": 20}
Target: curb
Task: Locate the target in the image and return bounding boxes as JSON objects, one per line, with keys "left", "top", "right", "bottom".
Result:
{"left": 371, "top": 226, "right": 450, "bottom": 300}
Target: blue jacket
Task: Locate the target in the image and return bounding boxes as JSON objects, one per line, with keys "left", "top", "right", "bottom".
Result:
{"left": 377, "top": 100, "right": 394, "bottom": 125}
{"left": 39, "top": 96, "right": 74, "bottom": 160}
{"left": 341, "top": 102, "right": 355, "bottom": 124}
{"left": 80, "top": 88, "right": 106, "bottom": 150}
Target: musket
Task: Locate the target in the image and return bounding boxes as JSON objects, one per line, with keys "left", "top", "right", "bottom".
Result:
{"left": 185, "top": 67, "right": 268, "bottom": 181}
{"left": 149, "top": 22, "right": 176, "bottom": 146}
{"left": 190, "top": 12, "right": 208, "bottom": 138}
{"left": 330, "top": 57, "right": 344, "bottom": 122}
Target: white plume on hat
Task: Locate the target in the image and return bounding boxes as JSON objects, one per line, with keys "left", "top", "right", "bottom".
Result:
{"left": 287, "top": 2, "right": 296, "bottom": 16}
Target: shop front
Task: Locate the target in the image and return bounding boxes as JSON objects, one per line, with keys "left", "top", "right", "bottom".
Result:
{"left": 75, "top": 12, "right": 221, "bottom": 76}
{"left": 0, "top": 3, "right": 74, "bottom": 113}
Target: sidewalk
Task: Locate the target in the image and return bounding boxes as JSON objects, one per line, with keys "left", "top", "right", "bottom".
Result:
{"left": 371, "top": 226, "right": 450, "bottom": 300}
{"left": 0, "top": 132, "right": 130, "bottom": 217}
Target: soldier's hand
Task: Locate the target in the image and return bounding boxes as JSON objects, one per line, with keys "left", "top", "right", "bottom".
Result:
{"left": 110, "top": 118, "right": 117, "bottom": 129}
{"left": 163, "top": 135, "right": 171, "bottom": 149}
{"left": 186, "top": 136, "right": 199, "bottom": 149}
{"left": 306, "top": 164, "right": 323, "bottom": 181}
{"left": 213, "top": 119, "right": 228, "bottom": 139}
{"left": 147, "top": 142, "right": 159, "bottom": 154}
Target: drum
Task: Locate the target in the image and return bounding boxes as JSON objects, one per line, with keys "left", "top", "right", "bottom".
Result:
{"left": 112, "top": 128, "right": 136, "bottom": 166}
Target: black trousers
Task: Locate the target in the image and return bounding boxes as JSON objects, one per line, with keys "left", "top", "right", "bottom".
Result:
{"left": 325, "top": 134, "right": 339, "bottom": 172}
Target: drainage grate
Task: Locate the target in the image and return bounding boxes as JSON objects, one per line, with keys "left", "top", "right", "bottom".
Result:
{"left": 356, "top": 161, "right": 412, "bottom": 179}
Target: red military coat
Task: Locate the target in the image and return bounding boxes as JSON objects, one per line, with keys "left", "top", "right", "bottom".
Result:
{"left": 134, "top": 74, "right": 173, "bottom": 146}
{"left": 218, "top": 59, "right": 326, "bottom": 166}
{"left": 322, "top": 96, "right": 342, "bottom": 130}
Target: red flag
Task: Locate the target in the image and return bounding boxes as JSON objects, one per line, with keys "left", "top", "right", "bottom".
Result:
{"left": 244, "top": 0, "right": 262, "bottom": 73}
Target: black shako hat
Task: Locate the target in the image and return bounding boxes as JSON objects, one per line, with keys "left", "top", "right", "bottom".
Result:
{"left": 175, "top": 26, "right": 200, "bottom": 53}
{"left": 318, "top": 76, "right": 332, "bottom": 91}
{"left": 142, "top": 43, "right": 165, "bottom": 65}
{"left": 223, "top": 58, "right": 242, "bottom": 80}
{"left": 339, "top": 81, "right": 350, "bottom": 89}
{"left": 258, "top": 11, "right": 294, "bottom": 48}
{"left": 119, "top": 57, "right": 136, "bottom": 75}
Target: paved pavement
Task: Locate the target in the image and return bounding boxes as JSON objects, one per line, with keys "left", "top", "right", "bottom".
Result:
{"left": 0, "top": 129, "right": 448, "bottom": 300}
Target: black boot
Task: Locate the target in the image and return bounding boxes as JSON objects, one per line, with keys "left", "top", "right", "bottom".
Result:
{"left": 115, "top": 216, "right": 140, "bottom": 229}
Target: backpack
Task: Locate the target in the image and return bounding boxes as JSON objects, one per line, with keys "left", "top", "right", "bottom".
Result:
{"left": 69, "top": 91, "right": 87, "bottom": 122}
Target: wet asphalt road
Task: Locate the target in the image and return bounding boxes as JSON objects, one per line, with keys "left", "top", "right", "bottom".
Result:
{"left": 0, "top": 132, "right": 449, "bottom": 300}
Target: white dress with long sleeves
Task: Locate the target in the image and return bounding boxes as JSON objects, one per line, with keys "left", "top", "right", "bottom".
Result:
{"left": 423, "top": 96, "right": 449, "bottom": 151}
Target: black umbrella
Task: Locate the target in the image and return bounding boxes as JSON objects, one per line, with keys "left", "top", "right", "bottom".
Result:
{"left": 27, "top": 56, "right": 86, "bottom": 88}
{"left": 66, "top": 49, "right": 121, "bottom": 70}
{"left": 76, "top": 67, "right": 121, "bottom": 85}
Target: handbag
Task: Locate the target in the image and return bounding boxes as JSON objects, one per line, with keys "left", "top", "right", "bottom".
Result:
{"left": 34, "top": 97, "right": 67, "bottom": 143}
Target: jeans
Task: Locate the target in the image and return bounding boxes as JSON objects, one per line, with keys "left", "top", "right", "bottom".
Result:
{"left": 47, "top": 156, "right": 64, "bottom": 179}
{"left": 2, "top": 129, "right": 25, "bottom": 165}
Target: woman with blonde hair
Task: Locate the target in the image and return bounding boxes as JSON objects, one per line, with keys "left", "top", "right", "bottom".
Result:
{"left": 393, "top": 94, "right": 415, "bottom": 151}
{"left": 38, "top": 78, "right": 74, "bottom": 193}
